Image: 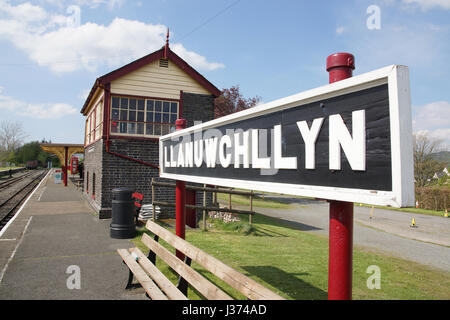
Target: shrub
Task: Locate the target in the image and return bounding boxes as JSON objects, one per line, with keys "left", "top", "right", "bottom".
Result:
{"left": 415, "top": 186, "right": 450, "bottom": 211}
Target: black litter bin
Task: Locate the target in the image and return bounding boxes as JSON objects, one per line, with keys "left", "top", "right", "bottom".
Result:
{"left": 110, "top": 187, "right": 136, "bottom": 239}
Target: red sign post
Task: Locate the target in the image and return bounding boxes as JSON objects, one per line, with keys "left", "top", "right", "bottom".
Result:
{"left": 326, "top": 52, "right": 355, "bottom": 300}
{"left": 175, "top": 119, "right": 187, "bottom": 260}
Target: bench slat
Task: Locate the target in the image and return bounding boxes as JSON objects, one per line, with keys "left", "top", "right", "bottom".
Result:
{"left": 141, "top": 233, "right": 233, "bottom": 300}
{"left": 117, "top": 248, "right": 168, "bottom": 300}
{"left": 145, "top": 220, "right": 285, "bottom": 300}
{"left": 129, "top": 247, "right": 188, "bottom": 300}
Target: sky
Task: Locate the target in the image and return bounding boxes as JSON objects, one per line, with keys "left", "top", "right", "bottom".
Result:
{"left": 0, "top": 0, "right": 449, "bottom": 149}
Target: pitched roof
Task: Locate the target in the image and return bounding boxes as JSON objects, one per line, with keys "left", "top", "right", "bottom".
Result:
{"left": 80, "top": 46, "right": 221, "bottom": 114}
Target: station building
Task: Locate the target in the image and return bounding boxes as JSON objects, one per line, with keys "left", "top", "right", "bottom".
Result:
{"left": 81, "top": 38, "right": 220, "bottom": 218}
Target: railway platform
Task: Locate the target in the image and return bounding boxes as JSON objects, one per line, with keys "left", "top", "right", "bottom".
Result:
{"left": 0, "top": 169, "right": 145, "bottom": 300}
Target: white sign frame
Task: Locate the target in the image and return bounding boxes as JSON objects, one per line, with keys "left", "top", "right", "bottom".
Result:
{"left": 159, "top": 65, "right": 414, "bottom": 208}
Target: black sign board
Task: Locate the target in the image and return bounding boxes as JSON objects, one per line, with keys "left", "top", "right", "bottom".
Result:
{"left": 160, "top": 65, "right": 414, "bottom": 207}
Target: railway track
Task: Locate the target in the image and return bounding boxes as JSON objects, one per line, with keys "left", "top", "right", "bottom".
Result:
{"left": 0, "top": 171, "right": 36, "bottom": 191}
{"left": 0, "top": 169, "right": 49, "bottom": 231}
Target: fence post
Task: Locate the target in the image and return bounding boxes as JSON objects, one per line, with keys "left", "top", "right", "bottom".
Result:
{"left": 229, "top": 189, "right": 232, "bottom": 210}
{"left": 151, "top": 178, "right": 156, "bottom": 222}
{"left": 326, "top": 52, "right": 355, "bottom": 300}
{"left": 203, "top": 184, "right": 207, "bottom": 231}
{"left": 249, "top": 190, "right": 253, "bottom": 225}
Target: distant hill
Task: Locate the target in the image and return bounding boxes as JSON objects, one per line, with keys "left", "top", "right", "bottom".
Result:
{"left": 431, "top": 151, "right": 450, "bottom": 166}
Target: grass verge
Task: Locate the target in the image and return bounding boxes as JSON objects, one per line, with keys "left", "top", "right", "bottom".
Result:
{"left": 357, "top": 203, "right": 446, "bottom": 217}
{"left": 132, "top": 214, "right": 450, "bottom": 300}
{"left": 0, "top": 167, "right": 21, "bottom": 171}
{"left": 217, "top": 192, "right": 291, "bottom": 209}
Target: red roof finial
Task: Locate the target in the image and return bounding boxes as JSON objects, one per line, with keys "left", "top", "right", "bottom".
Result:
{"left": 164, "top": 28, "right": 169, "bottom": 58}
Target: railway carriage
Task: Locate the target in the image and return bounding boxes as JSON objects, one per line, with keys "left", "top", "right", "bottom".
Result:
{"left": 26, "top": 160, "right": 38, "bottom": 170}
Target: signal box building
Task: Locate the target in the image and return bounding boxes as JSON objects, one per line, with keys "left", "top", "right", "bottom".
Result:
{"left": 81, "top": 40, "right": 220, "bottom": 218}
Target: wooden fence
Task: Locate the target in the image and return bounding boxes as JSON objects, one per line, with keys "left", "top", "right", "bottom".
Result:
{"left": 151, "top": 179, "right": 255, "bottom": 230}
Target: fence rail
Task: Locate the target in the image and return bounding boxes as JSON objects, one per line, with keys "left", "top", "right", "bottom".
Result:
{"left": 151, "top": 179, "right": 255, "bottom": 230}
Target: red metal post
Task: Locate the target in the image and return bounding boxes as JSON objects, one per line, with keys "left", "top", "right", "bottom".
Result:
{"left": 175, "top": 119, "right": 187, "bottom": 260}
{"left": 326, "top": 52, "right": 355, "bottom": 300}
{"left": 63, "top": 146, "right": 68, "bottom": 187}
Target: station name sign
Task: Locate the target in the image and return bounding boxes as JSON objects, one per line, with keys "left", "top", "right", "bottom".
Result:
{"left": 160, "top": 65, "right": 414, "bottom": 207}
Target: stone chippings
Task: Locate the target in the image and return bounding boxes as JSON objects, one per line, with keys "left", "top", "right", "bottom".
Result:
{"left": 208, "top": 211, "right": 241, "bottom": 223}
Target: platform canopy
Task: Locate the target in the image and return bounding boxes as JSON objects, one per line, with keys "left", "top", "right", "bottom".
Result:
{"left": 40, "top": 143, "right": 84, "bottom": 186}
{"left": 40, "top": 143, "right": 84, "bottom": 165}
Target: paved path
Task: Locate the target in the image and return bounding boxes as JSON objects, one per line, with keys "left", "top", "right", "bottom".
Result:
{"left": 0, "top": 170, "right": 146, "bottom": 300}
{"left": 228, "top": 197, "right": 450, "bottom": 272}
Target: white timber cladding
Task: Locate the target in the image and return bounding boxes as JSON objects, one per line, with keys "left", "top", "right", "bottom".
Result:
{"left": 84, "top": 89, "right": 105, "bottom": 146}
{"left": 110, "top": 59, "right": 211, "bottom": 99}
{"left": 84, "top": 87, "right": 104, "bottom": 116}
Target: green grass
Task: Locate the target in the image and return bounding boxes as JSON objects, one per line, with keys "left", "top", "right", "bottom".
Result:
{"left": 222, "top": 189, "right": 447, "bottom": 218}
{"left": 216, "top": 192, "right": 292, "bottom": 209}
{"left": 132, "top": 214, "right": 450, "bottom": 300}
{"left": 357, "top": 203, "right": 446, "bottom": 217}
{"left": 0, "top": 166, "right": 21, "bottom": 171}
{"left": 222, "top": 188, "right": 447, "bottom": 218}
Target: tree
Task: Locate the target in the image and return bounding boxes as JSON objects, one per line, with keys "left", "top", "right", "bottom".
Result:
{"left": 214, "top": 85, "right": 261, "bottom": 119}
{"left": 413, "top": 133, "right": 446, "bottom": 187}
{"left": 12, "top": 141, "right": 55, "bottom": 166}
{"left": 15, "top": 141, "right": 42, "bottom": 164}
{"left": 0, "top": 120, "right": 27, "bottom": 153}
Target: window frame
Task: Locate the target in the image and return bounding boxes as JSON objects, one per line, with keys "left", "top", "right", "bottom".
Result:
{"left": 109, "top": 94, "right": 180, "bottom": 139}
{"left": 84, "top": 94, "right": 104, "bottom": 147}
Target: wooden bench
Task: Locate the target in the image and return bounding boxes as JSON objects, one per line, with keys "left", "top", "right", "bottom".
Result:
{"left": 117, "top": 220, "right": 285, "bottom": 300}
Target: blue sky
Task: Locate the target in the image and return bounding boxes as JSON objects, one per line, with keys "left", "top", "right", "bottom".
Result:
{"left": 0, "top": 0, "right": 449, "bottom": 148}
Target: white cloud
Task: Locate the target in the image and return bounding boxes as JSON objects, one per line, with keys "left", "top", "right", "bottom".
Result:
{"left": 18, "top": 102, "right": 77, "bottom": 119}
{"left": 336, "top": 26, "right": 345, "bottom": 35}
{"left": 172, "top": 43, "right": 225, "bottom": 71}
{"left": 0, "top": 2, "right": 48, "bottom": 22}
{"left": 0, "top": 1, "right": 224, "bottom": 73}
{"left": 413, "top": 101, "right": 450, "bottom": 149}
{"left": 402, "top": 0, "right": 450, "bottom": 10}
{"left": 413, "top": 101, "right": 450, "bottom": 129}
{"left": 0, "top": 91, "right": 76, "bottom": 119}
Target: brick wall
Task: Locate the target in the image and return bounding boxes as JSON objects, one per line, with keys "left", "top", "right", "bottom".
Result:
{"left": 83, "top": 139, "right": 103, "bottom": 214}
{"left": 182, "top": 92, "right": 215, "bottom": 127}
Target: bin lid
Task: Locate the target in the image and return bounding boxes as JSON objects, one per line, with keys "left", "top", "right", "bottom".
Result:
{"left": 112, "top": 187, "right": 134, "bottom": 193}
{"left": 112, "top": 187, "right": 134, "bottom": 200}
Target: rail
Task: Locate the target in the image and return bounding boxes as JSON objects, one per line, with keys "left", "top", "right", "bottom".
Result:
{"left": 0, "top": 169, "right": 49, "bottom": 230}
{"left": 0, "top": 171, "right": 36, "bottom": 191}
